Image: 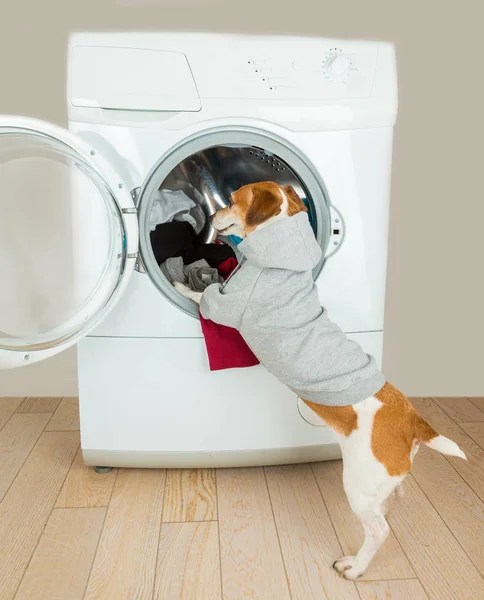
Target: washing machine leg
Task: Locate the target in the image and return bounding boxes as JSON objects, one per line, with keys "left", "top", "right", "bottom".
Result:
{"left": 94, "top": 466, "right": 113, "bottom": 474}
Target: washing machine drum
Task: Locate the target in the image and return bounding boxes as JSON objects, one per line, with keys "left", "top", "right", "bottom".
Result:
{"left": 160, "top": 145, "right": 318, "bottom": 245}
{"left": 139, "top": 131, "right": 333, "bottom": 318}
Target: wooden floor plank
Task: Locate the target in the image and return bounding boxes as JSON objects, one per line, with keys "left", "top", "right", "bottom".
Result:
{"left": 412, "top": 443, "right": 484, "bottom": 575}
{"left": 412, "top": 397, "right": 484, "bottom": 501}
{"left": 459, "top": 422, "right": 484, "bottom": 450}
{"left": 16, "top": 397, "right": 61, "bottom": 413}
{"left": 0, "top": 398, "right": 23, "bottom": 431}
{"left": 3, "top": 398, "right": 484, "bottom": 600}
{"left": 45, "top": 397, "right": 79, "bottom": 431}
{"left": 15, "top": 507, "right": 105, "bottom": 600}
{"left": 387, "top": 475, "right": 484, "bottom": 600}
{"left": 468, "top": 397, "right": 484, "bottom": 412}
{"left": 356, "top": 579, "right": 428, "bottom": 600}
{"left": 411, "top": 397, "right": 457, "bottom": 429}
{"left": 0, "top": 431, "right": 79, "bottom": 600}
{"left": 265, "top": 464, "right": 359, "bottom": 600}
{"left": 84, "top": 468, "right": 165, "bottom": 600}
{"left": 433, "top": 397, "right": 484, "bottom": 423}
{"left": 312, "top": 460, "right": 415, "bottom": 581}
{"left": 55, "top": 448, "right": 117, "bottom": 508}
{"left": 162, "top": 469, "right": 217, "bottom": 522}
{"left": 0, "top": 413, "right": 51, "bottom": 501}
{"left": 216, "top": 467, "right": 291, "bottom": 600}
{"left": 154, "top": 522, "right": 221, "bottom": 600}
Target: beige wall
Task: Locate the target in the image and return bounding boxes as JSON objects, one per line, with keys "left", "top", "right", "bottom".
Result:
{"left": 0, "top": 0, "right": 482, "bottom": 397}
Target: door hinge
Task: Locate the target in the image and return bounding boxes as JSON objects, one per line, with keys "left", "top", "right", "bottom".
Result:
{"left": 121, "top": 187, "right": 141, "bottom": 214}
{"left": 134, "top": 254, "right": 146, "bottom": 273}
{"left": 128, "top": 187, "right": 144, "bottom": 272}
{"left": 125, "top": 251, "right": 145, "bottom": 273}
{"left": 131, "top": 187, "right": 141, "bottom": 206}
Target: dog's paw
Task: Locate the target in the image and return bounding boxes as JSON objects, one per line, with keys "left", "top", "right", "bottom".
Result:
{"left": 332, "top": 556, "right": 364, "bottom": 580}
{"left": 172, "top": 281, "right": 202, "bottom": 304}
{"left": 173, "top": 281, "right": 191, "bottom": 295}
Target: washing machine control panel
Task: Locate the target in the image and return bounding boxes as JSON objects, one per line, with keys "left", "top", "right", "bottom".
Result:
{"left": 243, "top": 45, "right": 374, "bottom": 99}
{"left": 189, "top": 39, "right": 381, "bottom": 101}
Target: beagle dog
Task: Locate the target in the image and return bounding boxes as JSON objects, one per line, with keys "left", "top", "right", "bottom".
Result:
{"left": 174, "top": 181, "right": 466, "bottom": 580}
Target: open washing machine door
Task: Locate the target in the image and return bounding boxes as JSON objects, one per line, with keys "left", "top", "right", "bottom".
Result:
{"left": 0, "top": 116, "right": 138, "bottom": 369}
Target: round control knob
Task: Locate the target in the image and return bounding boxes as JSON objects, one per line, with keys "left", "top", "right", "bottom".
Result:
{"left": 324, "top": 54, "right": 351, "bottom": 79}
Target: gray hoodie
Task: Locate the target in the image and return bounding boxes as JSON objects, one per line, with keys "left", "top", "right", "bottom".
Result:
{"left": 200, "top": 212, "right": 385, "bottom": 406}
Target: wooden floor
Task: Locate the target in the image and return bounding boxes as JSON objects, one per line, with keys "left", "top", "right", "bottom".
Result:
{"left": 1, "top": 397, "right": 484, "bottom": 599}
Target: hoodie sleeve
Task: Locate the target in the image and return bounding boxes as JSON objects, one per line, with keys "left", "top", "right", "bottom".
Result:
{"left": 200, "top": 282, "right": 249, "bottom": 329}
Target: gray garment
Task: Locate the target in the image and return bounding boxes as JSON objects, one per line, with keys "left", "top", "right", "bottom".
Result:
{"left": 160, "top": 257, "right": 222, "bottom": 291}
{"left": 200, "top": 212, "right": 385, "bottom": 406}
{"left": 184, "top": 184, "right": 207, "bottom": 235}
{"left": 175, "top": 211, "right": 198, "bottom": 230}
{"left": 160, "top": 256, "right": 185, "bottom": 284}
{"left": 150, "top": 189, "right": 195, "bottom": 231}
{"left": 184, "top": 259, "right": 222, "bottom": 292}
{"left": 186, "top": 203, "right": 206, "bottom": 235}
{"left": 150, "top": 189, "right": 206, "bottom": 234}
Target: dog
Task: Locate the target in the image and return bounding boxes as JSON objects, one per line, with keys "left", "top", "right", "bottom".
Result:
{"left": 174, "top": 181, "right": 466, "bottom": 580}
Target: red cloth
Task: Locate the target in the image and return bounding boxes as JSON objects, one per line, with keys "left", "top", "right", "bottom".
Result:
{"left": 216, "top": 257, "right": 238, "bottom": 280}
{"left": 199, "top": 257, "right": 260, "bottom": 371}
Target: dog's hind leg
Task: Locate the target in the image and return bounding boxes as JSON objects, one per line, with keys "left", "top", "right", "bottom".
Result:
{"left": 333, "top": 482, "right": 399, "bottom": 580}
{"left": 333, "top": 503, "right": 390, "bottom": 580}
{"left": 382, "top": 482, "right": 405, "bottom": 515}
{"left": 333, "top": 426, "right": 405, "bottom": 580}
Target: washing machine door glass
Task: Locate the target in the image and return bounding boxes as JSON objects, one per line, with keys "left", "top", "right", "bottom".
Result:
{"left": 0, "top": 116, "right": 138, "bottom": 369}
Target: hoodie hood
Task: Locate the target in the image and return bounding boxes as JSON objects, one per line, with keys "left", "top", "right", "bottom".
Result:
{"left": 238, "top": 212, "right": 322, "bottom": 271}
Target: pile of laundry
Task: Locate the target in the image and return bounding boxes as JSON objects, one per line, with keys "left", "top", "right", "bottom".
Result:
{"left": 150, "top": 188, "right": 259, "bottom": 371}
{"left": 150, "top": 188, "right": 236, "bottom": 290}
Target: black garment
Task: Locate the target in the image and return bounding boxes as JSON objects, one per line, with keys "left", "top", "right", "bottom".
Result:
{"left": 150, "top": 221, "right": 197, "bottom": 265}
{"left": 150, "top": 221, "right": 236, "bottom": 267}
{"left": 191, "top": 243, "right": 236, "bottom": 268}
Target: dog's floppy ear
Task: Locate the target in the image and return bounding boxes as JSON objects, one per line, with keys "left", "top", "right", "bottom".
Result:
{"left": 245, "top": 186, "right": 282, "bottom": 227}
{"left": 283, "top": 185, "right": 307, "bottom": 216}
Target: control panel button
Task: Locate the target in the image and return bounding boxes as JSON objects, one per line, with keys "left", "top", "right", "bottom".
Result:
{"left": 248, "top": 59, "right": 290, "bottom": 69}
{"left": 324, "top": 54, "right": 351, "bottom": 79}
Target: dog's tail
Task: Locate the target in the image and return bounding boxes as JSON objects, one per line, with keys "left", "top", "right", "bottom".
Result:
{"left": 414, "top": 415, "right": 467, "bottom": 460}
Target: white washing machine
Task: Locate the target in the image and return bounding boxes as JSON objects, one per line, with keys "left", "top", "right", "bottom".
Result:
{"left": 0, "top": 32, "right": 397, "bottom": 468}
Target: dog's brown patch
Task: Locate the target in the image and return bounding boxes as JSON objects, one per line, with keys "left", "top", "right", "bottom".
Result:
{"left": 301, "top": 399, "right": 358, "bottom": 436}
{"left": 414, "top": 413, "right": 439, "bottom": 443}
{"left": 372, "top": 382, "right": 438, "bottom": 476}
{"left": 305, "top": 383, "right": 440, "bottom": 476}
{"left": 245, "top": 185, "right": 282, "bottom": 229}
{"left": 283, "top": 185, "right": 308, "bottom": 216}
